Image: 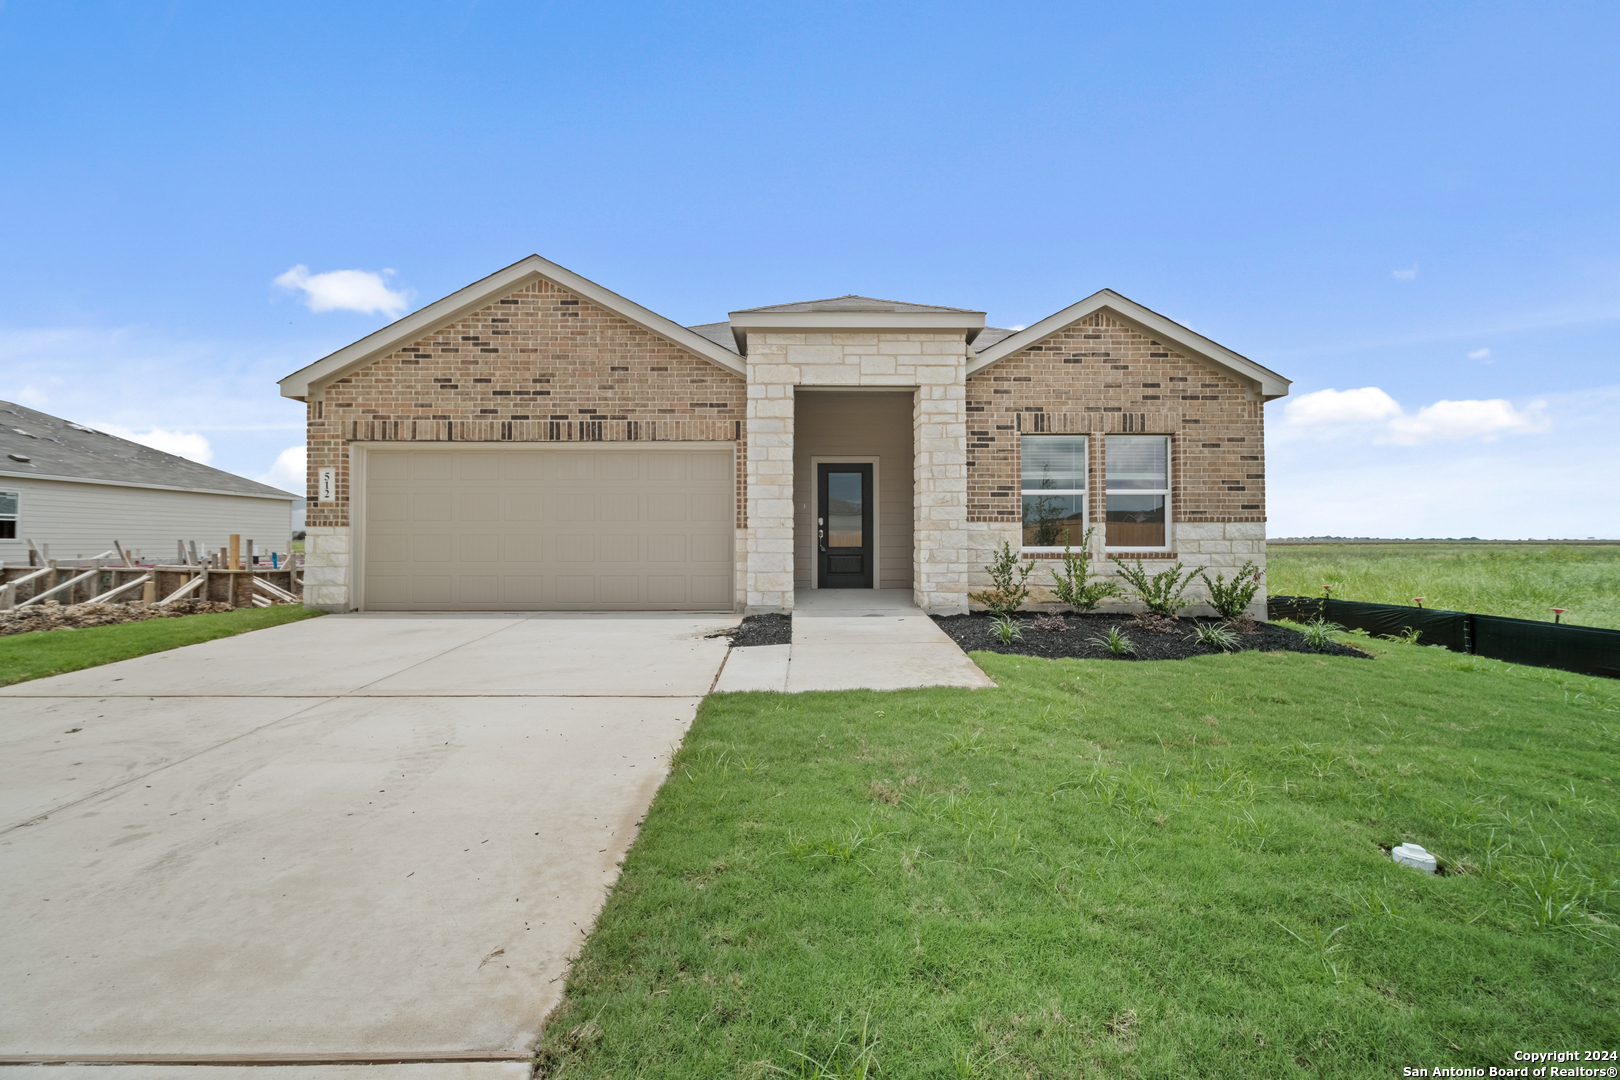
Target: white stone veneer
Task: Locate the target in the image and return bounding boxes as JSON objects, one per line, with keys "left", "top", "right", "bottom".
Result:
{"left": 743, "top": 332, "right": 972, "bottom": 614}
{"left": 301, "top": 525, "right": 352, "bottom": 611}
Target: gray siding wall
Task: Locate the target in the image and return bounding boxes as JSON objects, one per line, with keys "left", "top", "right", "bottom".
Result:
{"left": 0, "top": 476, "right": 295, "bottom": 565}
{"left": 793, "top": 391, "right": 914, "bottom": 590}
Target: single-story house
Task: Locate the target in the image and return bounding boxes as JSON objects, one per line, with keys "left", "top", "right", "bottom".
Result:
{"left": 0, "top": 401, "right": 299, "bottom": 566}
{"left": 277, "top": 255, "right": 1290, "bottom": 614}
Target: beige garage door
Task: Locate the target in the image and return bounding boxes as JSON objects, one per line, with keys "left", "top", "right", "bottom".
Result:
{"left": 362, "top": 447, "right": 734, "bottom": 611}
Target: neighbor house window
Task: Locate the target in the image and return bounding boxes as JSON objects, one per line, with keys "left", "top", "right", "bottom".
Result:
{"left": 1105, "top": 436, "right": 1169, "bottom": 549}
{"left": 0, "top": 491, "right": 16, "bottom": 540}
{"left": 1020, "top": 435, "right": 1087, "bottom": 548}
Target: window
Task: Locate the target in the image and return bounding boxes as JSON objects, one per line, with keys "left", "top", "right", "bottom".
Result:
{"left": 0, "top": 491, "right": 16, "bottom": 540}
{"left": 1105, "top": 435, "right": 1169, "bottom": 549}
{"left": 1020, "top": 435, "right": 1087, "bottom": 548}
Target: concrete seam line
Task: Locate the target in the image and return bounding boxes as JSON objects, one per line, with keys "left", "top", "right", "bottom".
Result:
{"left": 708, "top": 645, "right": 733, "bottom": 694}
{"left": 341, "top": 616, "right": 539, "bottom": 696}
{"left": 0, "top": 696, "right": 343, "bottom": 837}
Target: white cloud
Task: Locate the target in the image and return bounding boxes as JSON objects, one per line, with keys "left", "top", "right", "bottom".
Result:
{"left": 1468, "top": 347, "right": 1491, "bottom": 360}
{"left": 258, "top": 445, "right": 306, "bottom": 493}
{"left": 1383, "top": 398, "right": 1546, "bottom": 445}
{"left": 274, "top": 264, "right": 408, "bottom": 317}
{"left": 1284, "top": 386, "right": 1402, "bottom": 427}
{"left": 13, "top": 384, "right": 48, "bottom": 406}
{"left": 1281, "top": 385, "right": 1548, "bottom": 445}
{"left": 90, "top": 423, "right": 214, "bottom": 464}
{"left": 1392, "top": 266, "right": 1418, "bottom": 280}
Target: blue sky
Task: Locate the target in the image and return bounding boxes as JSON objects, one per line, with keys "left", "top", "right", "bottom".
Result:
{"left": 2, "top": 1, "right": 1616, "bottom": 537}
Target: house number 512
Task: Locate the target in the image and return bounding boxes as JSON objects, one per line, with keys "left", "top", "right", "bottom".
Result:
{"left": 318, "top": 468, "right": 335, "bottom": 502}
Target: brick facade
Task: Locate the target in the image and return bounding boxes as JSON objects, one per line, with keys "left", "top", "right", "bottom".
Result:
{"left": 303, "top": 277, "right": 747, "bottom": 533}
{"left": 966, "top": 310, "right": 1265, "bottom": 529}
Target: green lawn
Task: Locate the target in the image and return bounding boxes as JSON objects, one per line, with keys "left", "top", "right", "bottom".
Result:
{"left": 537, "top": 640, "right": 1619, "bottom": 1078}
{"left": 0, "top": 605, "right": 323, "bottom": 686}
{"left": 1267, "top": 543, "right": 1620, "bottom": 630}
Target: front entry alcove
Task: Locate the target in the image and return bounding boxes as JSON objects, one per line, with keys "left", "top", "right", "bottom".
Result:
{"left": 793, "top": 390, "right": 914, "bottom": 590}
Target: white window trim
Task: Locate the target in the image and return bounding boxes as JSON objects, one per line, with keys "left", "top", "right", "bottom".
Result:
{"left": 0, "top": 489, "right": 18, "bottom": 541}
{"left": 1104, "top": 435, "right": 1172, "bottom": 553}
{"left": 1018, "top": 435, "right": 1090, "bottom": 554}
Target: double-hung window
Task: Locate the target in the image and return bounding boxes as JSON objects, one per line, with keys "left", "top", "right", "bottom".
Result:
{"left": 0, "top": 490, "right": 16, "bottom": 540}
{"left": 1105, "top": 435, "right": 1170, "bottom": 550}
{"left": 1020, "top": 435, "right": 1088, "bottom": 549}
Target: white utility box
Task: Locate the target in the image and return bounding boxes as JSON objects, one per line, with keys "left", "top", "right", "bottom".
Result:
{"left": 1392, "top": 842, "right": 1437, "bottom": 874}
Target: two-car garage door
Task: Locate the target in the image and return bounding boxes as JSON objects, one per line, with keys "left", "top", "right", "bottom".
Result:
{"left": 362, "top": 448, "right": 733, "bottom": 611}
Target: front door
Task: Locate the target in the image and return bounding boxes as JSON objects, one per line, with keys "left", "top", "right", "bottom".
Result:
{"left": 817, "top": 463, "right": 873, "bottom": 588}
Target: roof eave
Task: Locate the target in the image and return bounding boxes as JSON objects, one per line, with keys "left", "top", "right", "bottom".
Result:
{"left": 966, "top": 289, "right": 1291, "bottom": 400}
{"left": 277, "top": 255, "right": 746, "bottom": 400}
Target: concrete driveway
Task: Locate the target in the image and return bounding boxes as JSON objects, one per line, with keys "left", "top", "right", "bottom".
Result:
{"left": 0, "top": 611, "right": 735, "bottom": 1076}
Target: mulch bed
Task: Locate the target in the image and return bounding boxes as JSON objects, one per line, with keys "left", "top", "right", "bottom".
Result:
{"left": 0, "top": 599, "right": 242, "bottom": 637}
{"left": 931, "top": 612, "right": 1372, "bottom": 662}
{"left": 728, "top": 613, "right": 792, "bottom": 647}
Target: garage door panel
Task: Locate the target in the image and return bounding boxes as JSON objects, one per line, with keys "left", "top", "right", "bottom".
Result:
{"left": 458, "top": 454, "right": 500, "bottom": 480}
{"left": 365, "top": 448, "right": 733, "bottom": 611}
{"left": 550, "top": 534, "right": 596, "bottom": 563}
{"left": 460, "top": 493, "right": 500, "bottom": 521}
{"left": 461, "top": 534, "right": 498, "bottom": 562}
{"left": 600, "top": 494, "right": 640, "bottom": 521}
{"left": 549, "top": 493, "right": 596, "bottom": 521}
{"left": 411, "top": 535, "right": 453, "bottom": 563}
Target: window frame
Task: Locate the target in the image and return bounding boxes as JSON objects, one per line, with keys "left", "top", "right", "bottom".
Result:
{"left": 0, "top": 489, "right": 17, "bottom": 541}
{"left": 1103, "top": 435, "right": 1172, "bottom": 553}
{"left": 1018, "top": 434, "right": 1089, "bottom": 553}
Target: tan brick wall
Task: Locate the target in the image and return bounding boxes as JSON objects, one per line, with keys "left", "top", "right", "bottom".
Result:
{"left": 303, "top": 278, "right": 747, "bottom": 532}
{"left": 966, "top": 310, "right": 1265, "bottom": 530}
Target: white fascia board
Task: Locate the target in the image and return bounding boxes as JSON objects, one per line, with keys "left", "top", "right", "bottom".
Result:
{"left": 967, "top": 289, "right": 1292, "bottom": 400}
{"left": 728, "top": 309, "right": 985, "bottom": 351}
{"left": 277, "top": 255, "right": 745, "bottom": 400}
{"left": 0, "top": 470, "right": 299, "bottom": 501}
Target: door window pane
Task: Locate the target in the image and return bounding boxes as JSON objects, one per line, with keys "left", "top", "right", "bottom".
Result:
{"left": 827, "top": 471, "right": 863, "bottom": 547}
{"left": 1106, "top": 436, "right": 1168, "bottom": 490}
{"left": 1022, "top": 493, "right": 1085, "bottom": 548}
{"left": 1106, "top": 494, "right": 1165, "bottom": 547}
{"left": 1021, "top": 435, "right": 1087, "bottom": 490}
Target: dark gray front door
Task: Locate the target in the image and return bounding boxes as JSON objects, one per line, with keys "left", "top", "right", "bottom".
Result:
{"left": 817, "top": 463, "right": 873, "bottom": 588}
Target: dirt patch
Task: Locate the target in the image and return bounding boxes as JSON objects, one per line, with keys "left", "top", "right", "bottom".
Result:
{"left": 728, "top": 613, "right": 791, "bottom": 648}
{"left": 0, "top": 599, "right": 242, "bottom": 637}
{"left": 931, "top": 611, "right": 1372, "bottom": 662}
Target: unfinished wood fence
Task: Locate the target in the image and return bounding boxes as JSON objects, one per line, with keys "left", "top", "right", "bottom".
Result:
{"left": 0, "top": 535, "right": 302, "bottom": 611}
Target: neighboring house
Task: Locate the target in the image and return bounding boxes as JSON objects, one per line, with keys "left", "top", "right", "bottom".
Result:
{"left": 277, "top": 255, "right": 1290, "bottom": 614}
{"left": 0, "top": 401, "right": 298, "bottom": 566}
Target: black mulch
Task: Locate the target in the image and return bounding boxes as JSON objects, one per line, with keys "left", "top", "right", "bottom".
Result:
{"left": 931, "top": 612, "right": 1372, "bottom": 662}
{"left": 728, "top": 613, "right": 792, "bottom": 648}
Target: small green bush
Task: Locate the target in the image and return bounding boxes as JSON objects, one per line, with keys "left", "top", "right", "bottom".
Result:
{"left": 1301, "top": 616, "right": 1342, "bottom": 650}
{"left": 1201, "top": 559, "right": 1264, "bottom": 619}
{"left": 1048, "top": 529, "right": 1124, "bottom": 613}
{"left": 991, "top": 613, "right": 1023, "bottom": 644}
{"left": 1111, "top": 557, "right": 1199, "bottom": 618}
{"left": 1088, "top": 625, "right": 1137, "bottom": 657}
{"left": 970, "top": 540, "right": 1035, "bottom": 616}
{"left": 1188, "top": 622, "right": 1242, "bottom": 652}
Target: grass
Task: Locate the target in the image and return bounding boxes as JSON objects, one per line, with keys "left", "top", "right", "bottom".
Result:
{"left": 537, "top": 639, "right": 1619, "bottom": 1078}
{"left": 1266, "top": 543, "right": 1620, "bottom": 630}
{"left": 0, "top": 605, "right": 323, "bottom": 686}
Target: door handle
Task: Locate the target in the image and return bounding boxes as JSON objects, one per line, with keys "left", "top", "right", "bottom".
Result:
{"left": 818, "top": 516, "right": 826, "bottom": 552}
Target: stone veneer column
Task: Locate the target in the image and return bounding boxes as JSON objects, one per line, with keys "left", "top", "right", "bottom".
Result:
{"left": 911, "top": 339, "right": 970, "bottom": 614}
{"left": 301, "top": 525, "right": 351, "bottom": 611}
{"left": 743, "top": 330, "right": 971, "bottom": 614}
{"left": 744, "top": 338, "right": 798, "bottom": 612}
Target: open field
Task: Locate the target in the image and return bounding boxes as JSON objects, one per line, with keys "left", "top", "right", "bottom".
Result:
{"left": 535, "top": 641, "right": 1619, "bottom": 1078}
{"left": 0, "top": 604, "right": 322, "bottom": 686}
{"left": 1267, "top": 543, "right": 1620, "bottom": 630}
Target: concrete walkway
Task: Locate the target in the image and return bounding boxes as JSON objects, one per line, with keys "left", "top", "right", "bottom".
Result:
{"left": 714, "top": 589, "right": 994, "bottom": 693}
{"left": 0, "top": 612, "right": 735, "bottom": 1077}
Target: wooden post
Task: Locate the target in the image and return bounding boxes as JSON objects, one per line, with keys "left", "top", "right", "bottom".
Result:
{"left": 246, "top": 539, "right": 255, "bottom": 568}
{"left": 48, "top": 559, "right": 58, "bottom": 602}
{"left": 188, "top": 540, "right": 200, "bottom": 566}
{"left": 114, "top": 541, "right": 134, "bottom": 567}
{"left": 141, "top": 575, "right": 156, "bottom": 606}
{"left": 229, "top": 534, "right": 240, "bottom": 571}
{"left": 2, "top": 582, "right": 14, "bottom": 610}
{"left": 87, "top": 558, "right": 102, "bottom": 605}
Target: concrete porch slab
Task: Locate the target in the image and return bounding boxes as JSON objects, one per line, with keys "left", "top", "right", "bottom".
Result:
{"left": 712, "top": 643, "right": 790, "bottom": 692}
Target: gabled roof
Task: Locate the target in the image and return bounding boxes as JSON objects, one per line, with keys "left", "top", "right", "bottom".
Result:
{"left": 968, "top": 289, "right": 1291, "bottom": 400}
{"left": 731, "top": 294, "right": 982, "bottom": 315}
{"left": 686, "top": 321, "right": 741, "bottom": 355}
{"left": 0, "top": 401, "right": 297, "bottom": 500}
{"left": 277, "top": 255, "right": 746, "bottom": 400}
